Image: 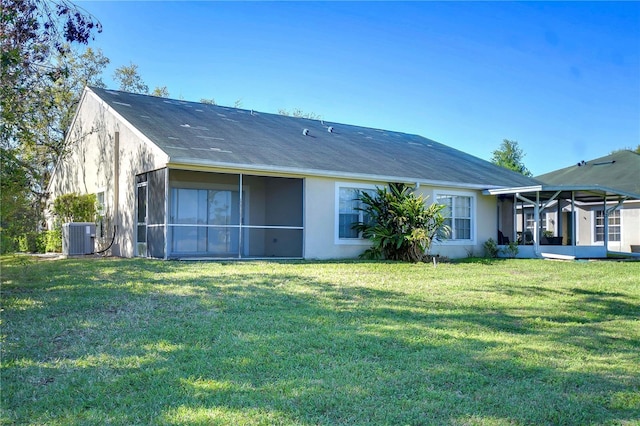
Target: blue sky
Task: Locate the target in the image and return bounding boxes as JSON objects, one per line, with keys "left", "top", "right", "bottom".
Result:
{"left": 79, "top": 1, "right": 639, "bottom": 176}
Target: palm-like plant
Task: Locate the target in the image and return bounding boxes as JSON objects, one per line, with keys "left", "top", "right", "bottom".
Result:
{"left": 353, "top": 184, "right": 449, "bottom": 262}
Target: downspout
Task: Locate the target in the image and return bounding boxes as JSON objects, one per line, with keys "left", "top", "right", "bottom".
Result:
{"left": 557, "top": 198, "right": 563, "bottom": 242}
{"left": 604, "top": 196, "right": 626, "bottom": 255}
{"left": 113, "top": 131, "right": 120, "bottom": 254}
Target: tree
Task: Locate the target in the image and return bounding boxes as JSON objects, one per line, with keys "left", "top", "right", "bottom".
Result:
{"left": 0, "top": 0, "right": 102, "bottom": 251}
{"left": 353, "top": 184, "right": 449, "bottom": 262}
{"left": 1, "top": 0, "right": 102, "bottom": 147}
{"left": 151, "top": 86, "right": 169, "bottom": 97}
{"left": 610, "top": 145, "right": 640, "bottom": 155}
{"left": 490, "top": 139, "right": 532, "bottom": 176}
{"left": 278, "top": 108, "right": 322, "bottom": 120}
{"left": 113, "top": 62, "right": 148, "bottom": 94}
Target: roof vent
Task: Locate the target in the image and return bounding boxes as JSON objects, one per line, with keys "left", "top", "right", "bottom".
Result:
{"left": 302, "top": 128, "right": 309, "bottom": 136}
{"left": 327, "top": 126, "right": 334, "bottom": 133}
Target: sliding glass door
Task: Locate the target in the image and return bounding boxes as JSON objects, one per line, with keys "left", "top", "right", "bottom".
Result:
{"left": 171, "top": 188, "right": 240, "bottom": 256}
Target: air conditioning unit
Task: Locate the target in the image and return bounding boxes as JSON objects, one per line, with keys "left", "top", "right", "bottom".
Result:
{"left": 62, "top": 222, "right": 96, "bottom": 255}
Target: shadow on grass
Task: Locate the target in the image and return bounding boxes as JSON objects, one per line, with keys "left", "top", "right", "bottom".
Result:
{"left": 2, "top": 257, "right": 639, "bottom": 424}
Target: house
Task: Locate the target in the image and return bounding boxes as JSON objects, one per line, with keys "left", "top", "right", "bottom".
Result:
{"left": 487, "top": 150, "right": 640, "bottom": 258}
{"left": 535, "top": 151, "right": 640, "bottom": 253}
{"left": 47, "top": 87, "right": 571, "bottom": 259}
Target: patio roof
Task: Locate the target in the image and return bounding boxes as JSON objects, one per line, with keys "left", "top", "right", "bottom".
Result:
{"left": 483, "top": 184, "right": 640, "bottom": 204}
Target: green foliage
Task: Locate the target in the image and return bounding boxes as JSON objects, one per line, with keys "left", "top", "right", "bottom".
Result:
{"left": 610, "top": 145, "right": 640, "bottom": 155}
{"left": 1, "top": 1, "right": 104, "bottom": 252}
{"left": 278, "top": 108, "right": 322, "bottom": 120}
{"left": 44, "top": 228, "right": 62, "bottom": 253}
{"left": 151, "top": 85, "right": 169, "bottom": 97}
{"left": 354, "top": 184, "right": 449, "bottom": 262}
{"left": 52, "top": 193, "right": 96, "bottom": 223}
{"left": 502, "top": 241, "right": 519, "bottom": 258}
{"left": 2, "top": 258, "right": 639, "bottom": 424}
{"left": 484, "top": 238, "right": 499, "bottom": 258}
{"left": 17, "top": 232, "right": 46, "bottom": 253}
{"left": 113, "top": 62, "right": 149, "bottom": 93}
{"left": 491, "top": 139, "right": 532, "bottom": 177}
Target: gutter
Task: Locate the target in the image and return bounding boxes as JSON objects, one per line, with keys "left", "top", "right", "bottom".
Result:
{"left": 167, "top": 158, "right": 506, "bottom": 191}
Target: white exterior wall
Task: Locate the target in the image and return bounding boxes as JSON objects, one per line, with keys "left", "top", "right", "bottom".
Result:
{"left": 573, "top": 201, "right": 640, "bottom": 252}
{"left": 304, "top": 177, "right": 377, "bottom": 259}
{"left": 418, "top": 186, "right": 496, "bottom": 259}
{"left": 621, "top": 202, "right": 640, "bottom": 251}
{"left": 303, "top": 178, "right": 495, "bottom": 260}
{"left": 47, "top": 89, "right": 169, "bottom": 257}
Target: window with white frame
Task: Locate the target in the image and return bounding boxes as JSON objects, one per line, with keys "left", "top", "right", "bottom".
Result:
{"left": 525, "top": 211, "right": 548, "bottom": 233}
{"left": 436, "top": 193, "right": 473, "bottom": 241}
{"left": 337, "top": 185, "right": 376, "bottom": 240}
{"left": 595, "top": 209, "right": 621, "bottom": 242}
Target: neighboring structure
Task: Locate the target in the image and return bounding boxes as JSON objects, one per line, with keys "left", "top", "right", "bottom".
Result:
{"left": 487, "top": 150, "right": 640, "bottom": 257}
{"left": 47, "top": 87, "right": 541, "bottom": 259}
{"left": 536, "top": 151, "right": 640, "bottom": 253}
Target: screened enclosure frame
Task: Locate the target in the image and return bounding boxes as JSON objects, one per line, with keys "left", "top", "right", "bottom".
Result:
{"left": 135, "top": 169, "right": 304, "bottom": 259}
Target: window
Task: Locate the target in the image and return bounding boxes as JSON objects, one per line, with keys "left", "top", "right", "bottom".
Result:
{"left": 436, "top": 193, "right": 473, "bottom": 241}
{"left": 524, "top": 212, "right": 535, "bottom": 233}
{"left": 337, "top": 185, "right": 376, "bottom": 240}
{"left": 595, "top": 209, "right": 621, "bottom": 242}
{"left": 525, "top": 212, "right": 548, "bottom": 233}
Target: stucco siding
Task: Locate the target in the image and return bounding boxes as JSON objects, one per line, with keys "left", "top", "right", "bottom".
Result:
{"left": 303, "top": 180, "right": 495, "bottom": 260}
{"left": 304, "top": 177, "right": 375, "bottom": 259}
{"left": 47, "top": 89, "right": 169, "bottom": 257}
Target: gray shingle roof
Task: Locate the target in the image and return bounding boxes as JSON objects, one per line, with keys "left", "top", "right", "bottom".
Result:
{"left": 90, "top": 87, "right": 539, "bottom": 188}
{"left": 536, "top": 150, "right": 640, "bottom": 196}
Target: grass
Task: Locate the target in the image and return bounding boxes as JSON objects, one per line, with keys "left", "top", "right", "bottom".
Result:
{"left": 1, "top": 256, "right": 639, "bottom": 425}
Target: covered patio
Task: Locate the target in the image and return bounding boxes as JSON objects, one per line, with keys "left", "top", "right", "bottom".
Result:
{"left": 485, "top": 184, "right": 640, "bottom": 259}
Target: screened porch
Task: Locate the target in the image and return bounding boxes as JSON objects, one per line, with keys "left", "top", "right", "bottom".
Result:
{"left": 138, "top": 169, "right": 304, "bottom": 259}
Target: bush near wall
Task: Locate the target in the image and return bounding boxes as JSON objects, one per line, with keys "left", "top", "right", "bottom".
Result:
{"left": 17, "top": 232, "right": 46, "bottom": 253}
{"left": 44, "top": 229, "right": 62, "bottom": 253}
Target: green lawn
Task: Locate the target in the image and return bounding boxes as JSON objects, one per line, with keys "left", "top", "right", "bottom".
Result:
{"left": 1, "top": 256, "right": 639, "bottom": 425}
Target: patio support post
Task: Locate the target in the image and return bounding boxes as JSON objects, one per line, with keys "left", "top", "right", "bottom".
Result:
{"left": 164, "top": 167, "right": 169, "bottom": 260}
{"left": 238, "top": 173, "right": 243, "bottom": 259}
{"left": 516, "top": 192, "right": 541, "bottom": 256}
{"left": 557, "top": 198, "right": 562, "bottom": 240}
{"left": 571, "top": 191, "right": 576, "bottom": 247}
{"left": 534, "top": 191, "right": 540, "bottom": 255}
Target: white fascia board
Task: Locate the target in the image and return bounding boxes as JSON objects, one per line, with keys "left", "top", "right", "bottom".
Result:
{"left": 483, "top": 184, "right": 640, "bottom": 201}
{"left": 167, "top": 158, "right": 495, "bottom": 191}
{"left": 483, "top": 186, "right": 543, "bottom": 196}
{"left": 86, "top": 88, "right": 170, "bottom": 163}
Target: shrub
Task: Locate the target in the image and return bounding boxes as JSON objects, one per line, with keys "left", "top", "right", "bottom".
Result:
{"left": 484, "top": 238, "right": 499, "bottom": 258}
{"left": 44, "top": 229, "right": 62, "bottom": 253}
{"left": 354, "top": 184, "right": 449, "bottom": 262}
{"left": 502, "top": 241, "right": 519, "bottom": 258}
{"left": 17, "top": 232, "right": 46, "bottom": 253}
{"left": 53, "top": 193, "right": 97, "bottom": 223}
